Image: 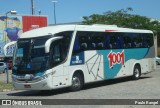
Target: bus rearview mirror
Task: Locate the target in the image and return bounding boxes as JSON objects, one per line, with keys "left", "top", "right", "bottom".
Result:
{"left": 45, "top": 36, "right": 63, "bottom": 53}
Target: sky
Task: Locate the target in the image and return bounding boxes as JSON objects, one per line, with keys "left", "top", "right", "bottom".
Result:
{"left": 0, "top": 0, "right": 160, "bottom": 24}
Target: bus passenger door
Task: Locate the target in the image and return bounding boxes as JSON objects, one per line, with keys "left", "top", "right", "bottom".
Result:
{"left": 49, "top": 40, "right": 66, "bottom": 87}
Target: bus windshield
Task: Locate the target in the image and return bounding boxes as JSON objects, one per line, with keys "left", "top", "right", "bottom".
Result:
{"left": 13, "top": 36, "right": 51, "bottom": 74}
{"left": 13, "top": 31, "right": 73, "bottom": 75}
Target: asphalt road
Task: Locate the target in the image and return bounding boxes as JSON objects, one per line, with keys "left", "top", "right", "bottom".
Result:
{"left": 0, "top": 66, "right": 160, "bottom": 108}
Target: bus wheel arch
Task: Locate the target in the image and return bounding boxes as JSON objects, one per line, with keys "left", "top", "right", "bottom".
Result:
{"left": 70, "top": 70, "right": 84, "bottom": 91}
{"left": 133, "top": 63, "right": 141, "bottom": 80}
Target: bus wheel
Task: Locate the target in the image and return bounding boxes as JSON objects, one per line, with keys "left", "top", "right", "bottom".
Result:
{"left": 133, "top": 65, "right": 141, "bottom": 80}
{"left": 156, "top": 61, "right": 159, "bottom": 65}
{"left": 70, "top": 73, "right": 83, "bottom": 91}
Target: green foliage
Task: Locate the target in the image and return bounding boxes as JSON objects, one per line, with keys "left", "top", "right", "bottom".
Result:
{"left": 0, "top": 81, "right": 13, "bottom": 92}
{"left": 82, "top": 8, "right": 160, "bottom": 35}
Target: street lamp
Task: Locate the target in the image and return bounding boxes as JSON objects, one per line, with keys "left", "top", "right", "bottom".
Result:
{"left": 6, "top": 10, "right": 17, "bottom": 15}
{"left": 52, "top": 0, "right": 57, "bottom": 24}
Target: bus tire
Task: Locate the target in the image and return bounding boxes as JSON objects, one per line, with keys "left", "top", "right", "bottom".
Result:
{"left": 133, "top": 65, "right": 141, "bottom": 80}
{"left": 156, "top": 61, "right": 159, "bottom": 65}
{"left": 70, "top": 73, "right": 83, "bottom": 91}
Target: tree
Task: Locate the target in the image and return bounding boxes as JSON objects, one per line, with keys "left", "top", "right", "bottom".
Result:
{"left": 82, "top": 8, "right": 160, "bottom": 35}
{"left": 82, "top": 8, "right": 160, "bottom": 56}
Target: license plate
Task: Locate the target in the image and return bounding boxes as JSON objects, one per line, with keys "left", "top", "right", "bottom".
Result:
{"left": 24, "top": 85, "right": 31, "bottom": 88}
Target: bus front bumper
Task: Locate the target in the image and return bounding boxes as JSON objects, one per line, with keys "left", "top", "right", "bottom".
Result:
{"left": 12, "top": 79, "right": 52, "bottom": 90}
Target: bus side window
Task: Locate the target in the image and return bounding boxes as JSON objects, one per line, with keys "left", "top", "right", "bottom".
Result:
{"left": 49, "top": 41, "right": 63, "bottom": 67}
{"left": 127, "top": 37, "right": 132, "bottom": 48}
{"left": 120, "top": 35, "right": 124, "bottom": 48}
{"left": 146, "top": 34, "right": 154, "bottom": 47}
{"left": 72, "top": 31, "right": 90, "bottom": 55}
{"left": 110, "top": 36, "right": 116, "bottom": 49}
{"left": 79, "top": 36, "right": 88, "bottom": 51}
{"left": 142, "top": 34, "right": 147, "bottom": 48}
{"left": 80, "top": 42, "right": 88, "bottom": 50}
{"left": 124, "top": 34, "right": 132, "bottom": 48}
{"left": 115, "top": 35, "right": 124, "bottom": 49}
{"left": 136, "top": 34, "right": 143, "bottom": 48}
{"left": 90, "top": 32, "right": 105, "bottom": 50}
{"left": 91, "top": 36, "right": 97, "bottom": 50}
{"left": 97, "top": 36, "right": 104, "bottom": 50}
{"left": 129, "top": 33, "right": 136, "bottom": 48}
{"left": 105, "top": 34, "right": 111, "bottom": 49}
{"left": 97, "top": 42, "right": 104, "bottom": 49}
{"left": 54, "top": 31, "right": 73, "bottom": 58}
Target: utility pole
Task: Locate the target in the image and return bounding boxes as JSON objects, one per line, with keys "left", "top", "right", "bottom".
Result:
{"left": 52, "top": 1, "right": 57, "bottom": 24}
{"left": 31, "top": 0, "right": 35, "bottom": 15}
{"left": 38, "top": 10, "right": 41, "bottom": 15}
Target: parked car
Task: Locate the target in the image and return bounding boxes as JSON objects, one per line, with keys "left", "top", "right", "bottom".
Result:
{"left": 156, "top": 56, "right": 160, "bottom": 65}
{"left": 0, "top": 62, "right": 7, "bottom": 73}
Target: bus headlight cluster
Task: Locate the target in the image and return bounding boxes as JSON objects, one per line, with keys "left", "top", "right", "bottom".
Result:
{"left": 12, "top": 71, "right": 55, "bottom": 82}
{"left": 40, "top": 74, "right": 49, "bottom": 80}
{"left": 32, "top": 74, "right": 49, "bottom": 81}
{"left": 39, "top": 71, "right": 56, "bottom": 80}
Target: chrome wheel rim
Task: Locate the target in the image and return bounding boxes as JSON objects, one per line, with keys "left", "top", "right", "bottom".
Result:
{"left": 156, "top": 61, "right": 159, "bottom": 65}
{"left": 134, "top": 68, "right": 139, "bottom": 78}
{"left": 72, "top": 77, "right": 80, "bottom": 89}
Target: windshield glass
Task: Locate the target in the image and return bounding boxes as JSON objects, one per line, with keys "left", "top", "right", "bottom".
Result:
{"left": 13, "top": 36, "right": 50, "bottom": 74}
{"left": 13, "top": 31, "right": 73, "bottom": 75}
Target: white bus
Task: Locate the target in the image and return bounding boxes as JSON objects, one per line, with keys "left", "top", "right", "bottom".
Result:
{"left": 12, "top": 25, "right": 156, "bottom": 91}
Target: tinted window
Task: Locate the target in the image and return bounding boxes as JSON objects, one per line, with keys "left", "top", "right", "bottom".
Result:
{"left": 73, "top": 31, "right": 90, "bottom": 52}
{"left": 107, "top": 33, "right": 124, "bottom": 49}
{"left": 55, "top": 31, "right": 73, "bottom": 53}
{"left": 72, "top": 31, "right": 154, "bottom": 55}
{"left": 54, "top": 31, "right": 73, "bottom": 60}
{"left": 50, "top": 40, "right": 62, "bottom": 67}
{"left": 73, "top": 31, "right": 106, "bottom": 52}
{"left": 146, "top": 33, "right": 154, "bottom": 47}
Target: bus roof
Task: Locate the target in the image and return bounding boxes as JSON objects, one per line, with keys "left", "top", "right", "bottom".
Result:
{"left": 20, "top": 24, "right": 153, "bottom": 38}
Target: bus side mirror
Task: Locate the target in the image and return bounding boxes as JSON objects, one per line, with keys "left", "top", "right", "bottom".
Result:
{"left": 45, "top": 36, "right": 63, "bottom": 53}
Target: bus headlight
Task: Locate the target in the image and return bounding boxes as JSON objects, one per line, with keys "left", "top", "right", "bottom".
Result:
{"left": 12, "top": 72, "right": 51, "bottom": 83}
{"left": 40, "top": 74, "right": 49, "bottom": 80}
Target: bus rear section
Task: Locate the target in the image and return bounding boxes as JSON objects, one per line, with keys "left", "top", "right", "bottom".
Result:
{"left": 70, "top": 30, "right": 155, "bottom": 86}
